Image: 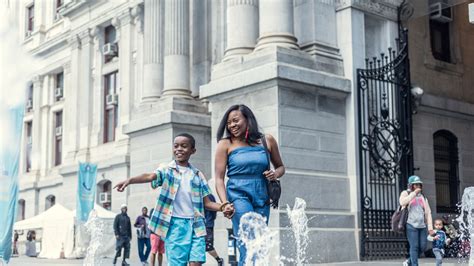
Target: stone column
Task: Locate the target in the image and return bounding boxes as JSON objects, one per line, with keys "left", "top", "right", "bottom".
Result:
{"left": 255, "top": 0, "right": 298, "bottom": 50}
{"left": 162, "top": 0, "right": 192, "bottom": 98}
{"left": 142, "top": 0, "right": 163, "bottom": 101}
{"left": 224, "top": 0, "right": 258, "bottom": 60}
{"left": 77, "top": 28, "right": 93, "bottom": 156}
{"left": 65, "top": 35, "right": 81, "bottom": 158}
{"left": 31, "top": 75, "right": 44, "bottom": 173}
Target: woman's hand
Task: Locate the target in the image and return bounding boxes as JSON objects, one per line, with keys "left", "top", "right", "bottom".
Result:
{"left": 414, "top": 188, "right": 422, "bottom": 194}
{"left": 114, "top": 179, "right": 130, "bottom": 192}
{"left": 263, "top": 169, "right": 278, "bottom": 181}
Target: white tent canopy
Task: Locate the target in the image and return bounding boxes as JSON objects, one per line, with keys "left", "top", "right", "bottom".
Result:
{"left": 14, "top": 204, "right": 72, "bottom": 231}
{"left": 13, "top": 203, "right": 117, "bottom": 259}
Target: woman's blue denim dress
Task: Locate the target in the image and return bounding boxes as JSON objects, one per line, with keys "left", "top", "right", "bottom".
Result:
{"left": 226, "top": 145, "right": 270, "bottom": 265}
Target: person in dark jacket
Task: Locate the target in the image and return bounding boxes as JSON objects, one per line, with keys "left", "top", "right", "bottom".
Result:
{"left": 205, "top": 194, "right": 224, "bottom": 266}
{"left": 134, "top": 206, "right": 151, "bottom": 265}
{"left": 113, "top": 203, "right": 132, "bottom": 266}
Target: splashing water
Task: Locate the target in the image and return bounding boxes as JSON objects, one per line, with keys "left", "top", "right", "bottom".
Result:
{"left": 286, "top": 197, "right": 310, "bottom": 265}
{"left": 457, "top": 187, "right": 474, "bottom": 265}
{"left": 239, "top": 212, "right": 278, "bottom": 266}
{"left": 238, "top": 198, "right": 310, "bottom": 265}
{"left": 83, "top": 210, "right": 105, "bottom": 266}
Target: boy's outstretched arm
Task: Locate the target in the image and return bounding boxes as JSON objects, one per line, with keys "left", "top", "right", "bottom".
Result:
{"left": 114, "top": 173, "right": 157, "bottom": 192}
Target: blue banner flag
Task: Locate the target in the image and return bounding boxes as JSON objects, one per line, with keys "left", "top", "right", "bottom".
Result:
{"left": 0, "top": 106, "right": 24, "bottom": 263}
{"left": 76, "top": 162, "right": 97, "bottom": 222}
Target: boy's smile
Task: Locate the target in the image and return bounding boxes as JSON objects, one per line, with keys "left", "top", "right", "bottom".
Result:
{"left": 173, "top": 136, "right": 196, "bottom": 165}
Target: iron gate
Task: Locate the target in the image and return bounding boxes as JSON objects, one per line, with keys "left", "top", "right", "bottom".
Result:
{"left": 357, "top": 26, "right": 414, "bottom": 260}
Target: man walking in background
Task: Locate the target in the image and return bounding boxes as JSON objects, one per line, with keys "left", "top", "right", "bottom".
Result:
{"left": 113, "top": 204, "right": 132, "bottom": 266}
{"left": 135, "top": 206, "right": 151, "bottom": 265}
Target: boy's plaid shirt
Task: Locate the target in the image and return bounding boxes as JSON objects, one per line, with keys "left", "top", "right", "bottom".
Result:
{"left": 148, "top": 160, "right": 211, "bottom": 238}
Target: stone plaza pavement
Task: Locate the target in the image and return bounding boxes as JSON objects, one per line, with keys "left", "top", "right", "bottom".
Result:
{"left": 5, "top": 257, "right": 471, "bottom": 266}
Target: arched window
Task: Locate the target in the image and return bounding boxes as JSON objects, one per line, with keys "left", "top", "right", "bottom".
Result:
{"left": 45, "top": 195, "right": 56, "bottom": 210}
{"left": 17, "top": 199, "right": 25, "bottom": 221}
{"left": 434, "top": 130, "right": 459, "bottom": 212}
{"left": 97, "top": 180, "right": 112, "bottom": 210}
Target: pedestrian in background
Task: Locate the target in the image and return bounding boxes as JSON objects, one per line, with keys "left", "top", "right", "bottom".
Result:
{"left": 135, "top": 206, "right": 151, "bottom": 265}
{"left": 400, "top": 175, "right": 433, "bottom": 266}
{"left": 149, "top": 208, "right": 165, "bottom": 266}
{"left": 113, "top": 204, "right": 132, "bottom": 266}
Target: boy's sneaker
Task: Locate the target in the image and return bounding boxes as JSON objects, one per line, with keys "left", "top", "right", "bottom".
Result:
{"left": 121, "top": 261, "right": 130, "bottom": 266}
{"left": 217, "top": 257, "right": 224, "bottom": 266}
{"left": 402, "top": 259, "right": 410, "bottom": 266}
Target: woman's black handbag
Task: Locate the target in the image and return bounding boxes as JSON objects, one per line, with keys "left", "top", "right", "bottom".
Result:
{"left": 261, "top": 136, "right": 281, "bottom": 209}
{"left": 391, "top": 205, "right": 408, "bottom": 233}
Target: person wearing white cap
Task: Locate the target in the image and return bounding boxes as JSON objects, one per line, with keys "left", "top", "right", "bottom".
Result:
{"left": 113, "top": 203, "right": 132, "bottom": 265}
{"left": 399, "top": 175, "right": 434, "bottom": 266}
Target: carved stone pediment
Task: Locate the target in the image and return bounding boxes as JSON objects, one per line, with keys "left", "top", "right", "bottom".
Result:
{"left": 336, "top": 0, "right": 404, "bottom": 21}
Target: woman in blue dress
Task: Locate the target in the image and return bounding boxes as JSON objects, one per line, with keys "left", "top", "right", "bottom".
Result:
{"left": 214, "top": 104, "right": 285, "bottom": 265}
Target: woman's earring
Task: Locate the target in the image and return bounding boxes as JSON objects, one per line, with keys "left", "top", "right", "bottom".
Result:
{"left": 245, "top": 128, "right": 249, "bottom": 141}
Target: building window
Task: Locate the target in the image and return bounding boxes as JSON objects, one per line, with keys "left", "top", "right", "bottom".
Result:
{"left": 26, "top": 84, "right": 33, "bottom": 112}
{"left": 54, "top": 111, "right": 63, "bottom": 166}
{"left": 26, "top": 4, "right": 34, "bottom": 36}
{"left": 17, "top": 199, "right": 25, "bottom": 221}
{"left": 430, "top": 20, "right": 451, "bottom": 62}
{"left": 45, "top": 195, "right": 56, "bottom": 210}
{"left": 434, "top": 130, "right": 459, "bottom": 213}
{"left": 97, "top": 180, "right": 112, "bottom": 210}
{"left": 103, "top": 72, "right": 118, "bottom": 143}
{"left": 54, "top": 72, "right": 64, "bottom": 101}
{"left": 104, "top": 25, "right": 118, "bottom": 63}
{"left": 25, "top": 121, "right": 33, "bottom": 172}
{"left": 55, "top": 0, "right": 63, "bottom": 20}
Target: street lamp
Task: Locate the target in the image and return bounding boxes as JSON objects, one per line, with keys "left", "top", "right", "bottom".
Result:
{"left": 469, "top": 3, "right": 474, "bottom": 24}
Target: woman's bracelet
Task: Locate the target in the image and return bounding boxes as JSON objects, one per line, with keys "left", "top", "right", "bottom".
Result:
{"left": 220, "top": 201, "right": 230, "bottom": 212}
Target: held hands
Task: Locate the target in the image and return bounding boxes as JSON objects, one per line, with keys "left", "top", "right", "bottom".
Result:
{"left": 113, "top": 179, "right": 130, "bottom": 192}
{"left": 263, "top": 169, "right": 278, "bottom": 181}
{"left": 221, "top": 202, "right": 235, "bottom": 219}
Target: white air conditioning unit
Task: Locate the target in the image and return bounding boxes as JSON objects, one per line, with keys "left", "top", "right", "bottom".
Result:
{"left": 25, "top": 30, "right": 32, "bottom": 37}
{"left": 26, "top": 100, "right": 33, "bottom": 110}
{"left": 55, "top": 87, "right": 63, "bottom": 98}
{"left": 430, "top": 2, "right": 453, "bottom": 23}
{"left": 103, "top": 43, "right": 118, "bottom": 56}
{"left": 99, "top": 192, "right": 111, "bottom": 203}
{"left": 106, "top": 94, "right": 118, "bottom": 106}
{"left": 55, "top": 126, "right": 62, "bottom": 136}
{"left": 27, "top": 136, "right": 32, "bottom": 145}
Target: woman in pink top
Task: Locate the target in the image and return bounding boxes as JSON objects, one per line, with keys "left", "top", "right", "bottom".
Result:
{"left": 399, "top": 175, "right": 434, "bottom": 266}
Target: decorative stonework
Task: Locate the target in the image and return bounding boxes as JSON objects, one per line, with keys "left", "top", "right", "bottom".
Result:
{"left": 131, "top": 4, "right": 143, "bottom": 33}
{"left": 63, "top": 62, "right": 71, "bottom": 74}
{"left": 68, "top": 34, "right": 81, "bottom": 49}
{"left": 228, "top": 0, "right": 258, "bottom": 6}
{"left": 32, "top": 75, "right": 44, "bottom": 87}
{"left": 336, "top": 0, "right": 402, "bottom": 21}
{"left": 295, "top": 0, "right": 334, "bottom": 7}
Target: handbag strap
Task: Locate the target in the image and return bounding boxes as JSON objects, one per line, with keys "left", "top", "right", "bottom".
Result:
{"left": 260, "top": 135, "right": 271, "bottom": 171}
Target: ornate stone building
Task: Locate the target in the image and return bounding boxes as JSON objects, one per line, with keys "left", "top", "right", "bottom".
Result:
{"left": 9, "top": 0, "right": 474, "bottom": 263}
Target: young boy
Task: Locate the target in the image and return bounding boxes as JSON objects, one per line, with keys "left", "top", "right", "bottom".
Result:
{"left": 427, "top": 219, "right": 450, "bottom": 266}
{"left": 114, "top": 133, "right": 234, "bottom": 265}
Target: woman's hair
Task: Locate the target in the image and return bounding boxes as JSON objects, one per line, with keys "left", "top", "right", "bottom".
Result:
{"left": 216, "top": 104, "right": 263, "bottom": 144}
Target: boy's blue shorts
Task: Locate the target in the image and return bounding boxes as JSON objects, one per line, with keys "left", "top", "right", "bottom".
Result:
{"left": 165, "top": 217, "right": 206, "bottom": 265}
